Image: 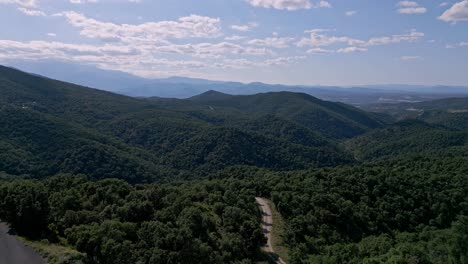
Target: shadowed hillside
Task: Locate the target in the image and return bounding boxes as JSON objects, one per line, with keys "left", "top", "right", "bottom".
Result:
{"left": 0, "top": 65, "right": 375, "bottom": 181}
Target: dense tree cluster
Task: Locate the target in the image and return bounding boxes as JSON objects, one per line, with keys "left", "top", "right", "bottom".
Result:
{"left": 0, "top": 176, "right": 266, "bottom": 264}
{"left": 260, "top": 158, "right": 468, "bottom": 263}
{"left": 344, "top": 120, "right": 468, "bottom": 161}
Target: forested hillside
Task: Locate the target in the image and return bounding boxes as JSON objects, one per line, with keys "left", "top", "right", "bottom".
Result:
{"left": 344, "top": 120, "right": 468, "bottom": 161}
{"left": 0, "top": 176, "right": 266, "bottom": 263}
{"left": 215, "top": 157, "right": 468, "bottom": 263}
{"left": 189, "top": 91, "right": 384, "bottom": 139}
{"left": 0, "top": 106, "right": 166, "bottom": 182}
{"left": 0, "top": 66, "right": 376, "bottom": 181}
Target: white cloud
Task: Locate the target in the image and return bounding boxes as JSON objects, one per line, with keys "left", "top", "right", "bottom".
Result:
{"left": 231, "top": 22, "right": 258, "bottom": 32}
{"left": 446, "top": 41, "right": 468, "bottom": 48}
{"left": 0, "top": 3, "right": 312, "bottom": 78}
{"left": 297, "top": 30, "right": 364, "bottom": 47}
{"left": 345, "top": 10, "right": 357, "bottom": 16}
{"left": 224, "top": 35, "right": 247, "bottom": 41}
{"left": 247, "top": 37, "right": 295, "bottom": 48}
{"left": 216, "top": 58, "right": 258, "bottom": 69}
{"left": 400, "top": 55, "right": 422, "bottom": 60}
{"left": 365, "top": 29, "right": 424, "bottom": 46}
{"left": 246, "top": 0, "right": 331, "bottom": 11}
{"left": 0, "top": 0, "right": 36, "bottom": 7}
{"left": 439, "top": 0, "right": 468, "bottom": 23}
{"left": 307, "top": 47, "right": 334, "bottom": 54}
{"left": 0, "top": 40, "right": 140, "bottom": 63}
{"left": 398, "top": 7, "right": 427, "bottom": 14}
{"left": 17, "top": 7, "right": 45, "bottom": 16}
{"left": 398, "top": 1, "right": 419, "bottom": 7}
{"left": 397, "top": 1, "right": 427, "bottom": 14}
{"left": 299, "top": 29, "right": 426, "bottom": 49}
{"left": 314, "top": 1, "right": 331, "bottom": 8}
{"left": 70, "top": 0, "right": 98, "bottom": 4}
{"left": 337, "top": 47, "right": 367, "bottom": 53}
{"left": 0, "top": 39, "right": 205, "bottom": 77}
{"left": 0, "top": 39, "right": 302, "bottom": 78}
{"left": 440, "top": 2, "right": 449, "bottom": 7}
{"left": 56, "top": 11, "right": 222, "bottom": 43}
{"left": 216, "top": 56, "right": 305, "bottom": 69}
{"left": 154, "top": 42, "right": 273, "bottom": 58}
{"left": 264, "top": 56, "right": 305, "bottom": 65}
{"left": 297, "top": 29, "right": 424, "bottom": 54}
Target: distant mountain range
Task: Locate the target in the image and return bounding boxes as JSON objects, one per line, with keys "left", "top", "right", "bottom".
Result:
{"left": 364, "top": 96, "right": 468, "bottom": 130}
{"left": 6, "top": 60, "right": 468, "bottom": 105}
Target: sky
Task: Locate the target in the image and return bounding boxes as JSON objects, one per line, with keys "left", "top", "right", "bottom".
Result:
{"left": 0, "top": 0, "right": 467, "bottom": 86}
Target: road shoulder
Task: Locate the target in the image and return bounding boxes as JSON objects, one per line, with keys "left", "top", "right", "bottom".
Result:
{"left": 0, "top": 223, "right": 45, "bottom": 264}
{"left": 256, "top": 197, "right": 288, "bottom": 264}
{"left": 265, "top": 199, "right": 289, "bottom": 262}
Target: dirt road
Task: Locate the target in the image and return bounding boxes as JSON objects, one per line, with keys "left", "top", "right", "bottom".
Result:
{"left": 256, "top": 197, "right": 286, "bottom": 264}
{"left": 0, "top": 223, "right": 45, "bottom": 264}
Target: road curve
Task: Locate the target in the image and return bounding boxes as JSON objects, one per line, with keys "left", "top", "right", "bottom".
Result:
{"left": 0, "top": 223, "right": 45, "bottom": 264}
{"left": 256, "top": 197, "right": 286, "bottom": 264}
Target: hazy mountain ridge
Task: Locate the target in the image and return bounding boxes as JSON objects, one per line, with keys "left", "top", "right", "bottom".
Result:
{"left": 6, "top": 61, "right": 468, "bottom": 105}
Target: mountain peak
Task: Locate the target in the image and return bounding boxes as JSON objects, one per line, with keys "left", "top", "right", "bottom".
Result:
{"left": 189, "top": 90, "right": 233, "bottom": 101}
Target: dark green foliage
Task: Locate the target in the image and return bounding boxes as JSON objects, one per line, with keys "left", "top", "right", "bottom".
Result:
{"left": 304, "top": 219, "right": 468, "bottom": 264}
{"left": 418, "top": 110, "right": 468, "bottom": 131}
{"left": 0, "top": 106, "right": 168, "bottom": 182}
{"left": 167, "top": 127, "right": 352, "bottom": 171}
{"left": 190, "top": 91, "right": 384, "bottom": 139}
{"left": 0, "top": 181, "right": 49, "bottom": 237}
{"left": 344, "top": 120, "right": 468, "bottom": 160}
{"left": 255, "top": 158, "right": 468, "bottom": 263}
{"left": 0, "top": 65, "right": 365, "bottom": 181}
{"left": 0, "top": 176, "right": 266, "bottom": 264}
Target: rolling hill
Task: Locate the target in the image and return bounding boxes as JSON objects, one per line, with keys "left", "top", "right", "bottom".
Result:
{"left": 189, "top": 90, "right": 384, "bottom": 139}
{"left": 0, "top": 65, "right": 386, "bottom": 181}
{"left": 344, "top": 120, "right": 468, "bottom": 161}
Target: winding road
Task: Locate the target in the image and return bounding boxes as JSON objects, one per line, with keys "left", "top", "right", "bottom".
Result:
{"left": 256, "top": 197, "right": 286, "bottom": 264}
{"left": 0, "top": 223, "right": 45, "bottom": 264}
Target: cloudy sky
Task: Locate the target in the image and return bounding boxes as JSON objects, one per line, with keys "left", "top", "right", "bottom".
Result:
{"left": 0, "top": 0, "right": 467, "bottom": 85}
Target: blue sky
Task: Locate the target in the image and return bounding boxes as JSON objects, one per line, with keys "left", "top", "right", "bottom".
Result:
{"left": 0, "top": 0, "right": 467, "bottom": 85}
